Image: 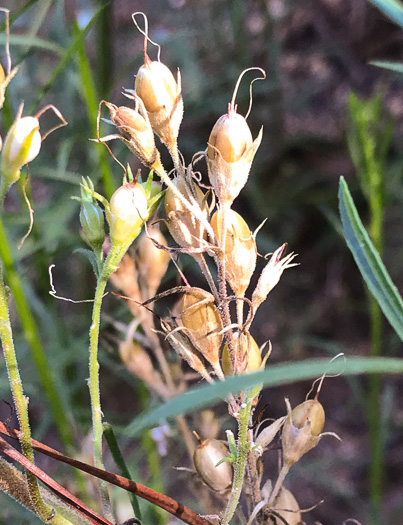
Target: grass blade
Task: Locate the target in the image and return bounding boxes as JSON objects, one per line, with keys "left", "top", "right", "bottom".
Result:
{"left": 124, "top": 356, "right": 403, "bottom": 435}
{"left": 366, "top": 0, "right": 403, "bottom": 28}
{"left": 338, "top": 176, "right": 403, "bottom": 340}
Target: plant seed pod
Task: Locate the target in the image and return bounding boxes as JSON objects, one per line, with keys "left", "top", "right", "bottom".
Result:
{"left": 282, "top": 399, "right": 325, "bottom": 467}
{"left": 165, "top": 176, "right": 209, "bottom": 252}
{"left": 199, "top": 410, "right": 220, "bottom": 441}
{"left": 0, "top": 64, "right": 18, "bottom": 110}
{"left": 211, "top": 209, "right": 256, "bottom": 296}
{"left": 193, "top": 438, "right": 233, "bottom": 492}
{"left": 181, "top": 289, "right": 223, "bottom": 378}
{"left": 1, "top": 114, "right": 41, "bottom": 185}
{"left": 135, "top": 55, "right": 183, "bottom": 152}
{"left": 207, "top": 104, "right": 262, "bottom": 205}
{"left": 107, "top": 182, "right": 148, "bottom": 246}
{"left": 136, "top": 226, "right": 170, "bottom": 298}
{"left": 106, "top": 101, "right": 159, "bottom": 169}
{"left": 222, "top": 332, "right": 261, "bottom": 376}
{"left": 119, "top": 339, "right": 156, "bottom": 386}
{"left": 269, "top": 487, "right": 301, "bottom": 525}
{"left": 160, "top": 318, "right": 213, "bottom": 383}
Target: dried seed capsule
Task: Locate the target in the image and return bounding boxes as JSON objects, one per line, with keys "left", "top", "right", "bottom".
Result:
{"left": 221, "top": 333, "right": 262, "bottom": 376}
{"left": 108, "top": 182, "right": 148, "bottom": 246}
{"left": 135, "top": 55, "right": 183, "bottom": 152}
{"left": 207, "top": 104, "right": 262, "bottom": 205}
{"left": 119, "top": 340, "right": 155, "bottom": 386}
{"left": 252, "top": 244, "right": 298, "bottom": 311}
{"left": 181, "top": 288, "right": 223, "bottom": 378}
{"left": 165, "top": 176, "right": 208, "bottom": 251}
{"left": 269, "top": 487, "right": 301, "bottom": 524}
{"left": 193, "top": 438, "right": 233, "bottom": 492}
{"left": 282, "top": 399, "right": 325, "bottom": 467}
{"left": 107, "top": 102, "right": 159, "bottom": 168}
{"left": 210, "top": 209, "right": 256, "bottom": 296}
{"left": 136, "top": 226, "right": 170, "bottom": 298}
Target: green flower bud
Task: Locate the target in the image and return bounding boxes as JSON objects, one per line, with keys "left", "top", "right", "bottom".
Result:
{"left": 107, "top": 182, "right": 148, "bottom": 246}
{"left": 1, "top": 115, "right": 41, "bottom": 184}
{"left": 80, "top": 200, "right": 105, "bottom": 248}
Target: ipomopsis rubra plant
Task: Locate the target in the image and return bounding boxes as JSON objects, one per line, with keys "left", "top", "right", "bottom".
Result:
{"left": 0, "top": 8, "right": 339, "bottom": 524}
{"left": 89, "top": 12, "right": 338, "bottom": 525}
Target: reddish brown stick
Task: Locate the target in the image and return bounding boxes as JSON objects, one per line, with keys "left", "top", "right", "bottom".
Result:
{"left": 0, "top": 434, "right": 112, "bottom": 525}
{"left": 0, "top": 421, "right": 213, "bottom": 525}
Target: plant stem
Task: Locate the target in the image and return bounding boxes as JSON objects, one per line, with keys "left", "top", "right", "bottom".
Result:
{"left": 0, "top": 188, "right": 89, "bottom": 502}
{"left": 368, "top": 164, "right": 384, "bottom": 523}
{"left": 89, "top": 243, "right": 127, "bottom": 520}
{"left": 0, "top": 263, "right": 69, "bottom": 523}
{"left": 221, "top": 398, "right": 253, "bottom": 525}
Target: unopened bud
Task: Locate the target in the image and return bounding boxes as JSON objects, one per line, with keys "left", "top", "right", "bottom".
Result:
{"left": 211, "top": 209, "right": 256, "bottom": 296}
{"left": 107, "top": 101, "right": 159, "bottom": 169}
{"left": 165, "top": 177, "right": 208, "bottom": 252}
{"left": 222, "top": 332, "right": 262, "bottom": 376}
{"left": 193, "top": 438, "right": 233, "bottom": 492}
{"left": 181, "top": 288, "right": 223, "bottom": 379}
{"left": 108, "top": 182, "right": 148, "bottom": 246}
{"left": 1, "top": 115, "right": 41, "bottom": 184}
{"left": 137, "top": 226, "right": 170, "bottom": 297}
{"left": 79, "top": 182, "right": 105, "bottom": 248}
{"left": 207, "top": 104, "right": 262, "bottom": 205}
{"left": 135, "top": 55, "right": 183, "bottom": 152}
{"left": 282, "top": 399, "right": 325, "bottom": 466}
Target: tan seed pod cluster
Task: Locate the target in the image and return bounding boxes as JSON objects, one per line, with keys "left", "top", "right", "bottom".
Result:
{"left": 207, "top": 103, "right": 262, "bottom": 206}
{"left": 165, "top": 176, "right": 209, "bottom": 252}
{"left": 180, "top": 288, "right": 224, "bottom": 379}
{"left": 282, "top": 398, "right": 325, "bottom": 467}
{"left": 193, "top": 438, "right": 233, "bottom": 492}
{"left": 135, "top": 54, "right": 183, "bottom": 153}
{"left": 211, "top": 209, "right": 257, "bottom": 296}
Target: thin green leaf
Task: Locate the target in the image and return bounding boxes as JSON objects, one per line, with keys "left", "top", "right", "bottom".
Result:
{"left": 366, "top": 0, "right": 403, "bottom": 28}
{"left": 124, "top": 356, "right": 403, "bottom": 435}
{"left": 370, "top": 60, "right": 403, "bottom": 73}
{"left": 0, "top": 35, "right": 63, "bottom": 54}
{"left": 28, "top": 6, "right": 104, "bottom": 113}
{"left": 339, "top": 177, "right": 403, "bottom": 339}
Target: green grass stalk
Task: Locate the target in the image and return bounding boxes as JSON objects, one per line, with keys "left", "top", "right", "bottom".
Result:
{"left": 71, "top": 19, "right": 115, "bottom": 199}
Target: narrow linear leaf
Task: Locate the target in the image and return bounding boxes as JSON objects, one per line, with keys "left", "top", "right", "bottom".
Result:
{"left": 369, "top": 60, "right": 403, "bottom": 73}
{"left": 366, "top": 0, "right": 403, "bottom": 28}
{"left": 0, "top": 35, "right": 63, "bottom": 54}
{"left": 124, "top": 356, "right": 403, "bottom": 435}
{"left": 338, "top": 177, "right": 403, "bottom": 339}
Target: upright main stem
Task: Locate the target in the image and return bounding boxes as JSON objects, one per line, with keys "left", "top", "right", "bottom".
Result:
{"left": 88, "top": 244, "right": 125, "bottom": 520}
{"left": 221, "top": 399, "right": 253, "bottom": 525}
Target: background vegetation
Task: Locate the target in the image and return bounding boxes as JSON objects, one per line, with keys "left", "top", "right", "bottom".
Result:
{"left": 0, "top": 0, "right": 402, "bottom": 523}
